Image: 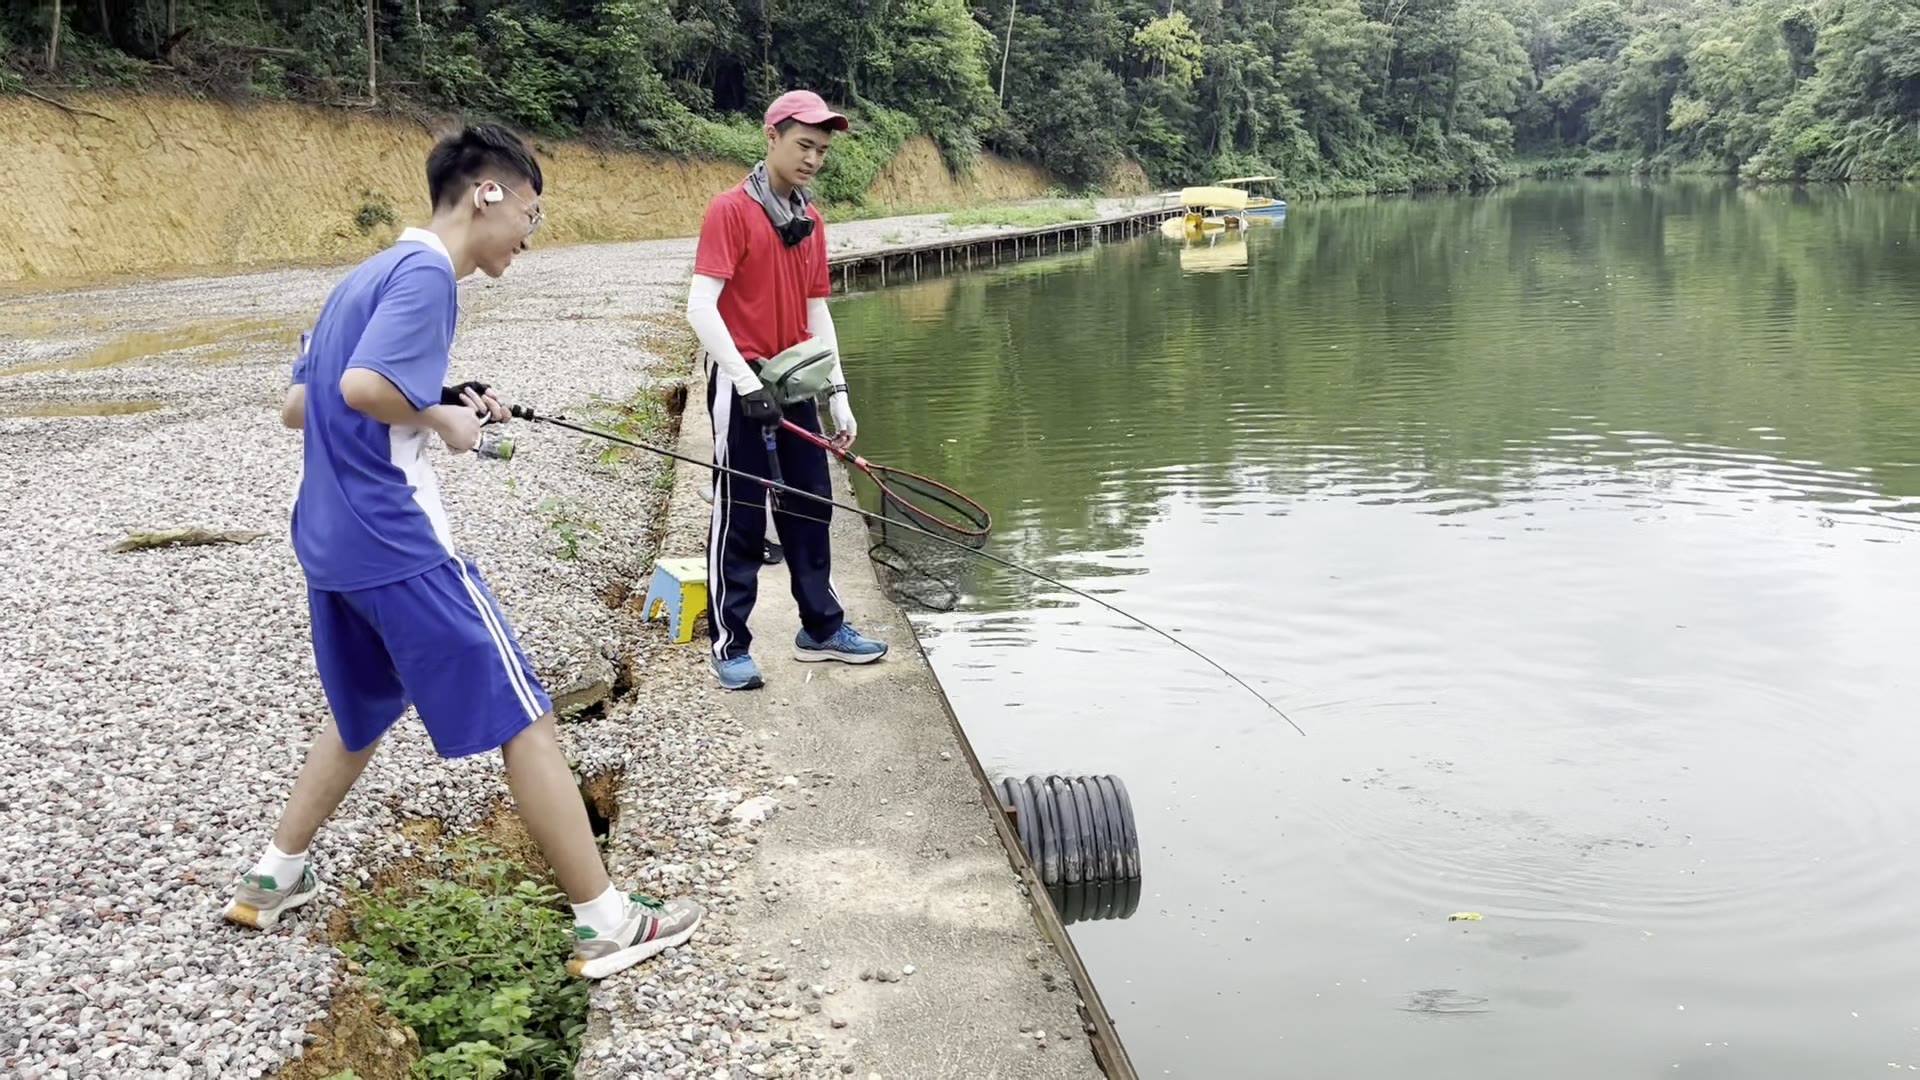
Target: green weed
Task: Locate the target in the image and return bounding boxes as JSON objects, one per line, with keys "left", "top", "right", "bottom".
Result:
{"left": 537, "top": 496, "right": 600, "bottom": 560}
{"left": 336, "top": 841, "right": 587, "bottom": 1080}
{"left": 582, "top": 384, "right": 674, "bottom": 436}
{"left": 355, "top": 194, "right": 398, "bottom": 234}
{"left": 577, "top": 384, "right": 680, "bottom": 470}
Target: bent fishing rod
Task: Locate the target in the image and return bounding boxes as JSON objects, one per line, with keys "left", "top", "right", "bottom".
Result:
{"left": 492, "top": 403, "right": 1305, "bottom": 736}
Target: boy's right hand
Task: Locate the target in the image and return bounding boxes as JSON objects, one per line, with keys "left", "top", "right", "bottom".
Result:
{"left": 426, "top": 403, "right": 484, "bottom": 452}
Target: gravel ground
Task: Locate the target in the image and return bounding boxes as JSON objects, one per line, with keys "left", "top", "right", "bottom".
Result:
{"left": 0, "top": 201, "right": 1152, "bottom": 1079}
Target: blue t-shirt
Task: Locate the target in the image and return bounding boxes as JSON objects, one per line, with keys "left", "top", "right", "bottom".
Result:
{"left": 291, "top": 229, "right": 461, "bottom": 592}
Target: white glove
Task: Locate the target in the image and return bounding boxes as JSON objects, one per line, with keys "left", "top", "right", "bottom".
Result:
{"left": 829, "top": 390, "right": 856, "bottom": 447}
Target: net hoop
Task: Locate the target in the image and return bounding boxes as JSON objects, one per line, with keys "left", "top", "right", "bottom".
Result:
{"left": 850, "top": 462, "right": 992, "bottom": 613}
{"left": 868, "top": 463, "right": 992, "bottom": 549}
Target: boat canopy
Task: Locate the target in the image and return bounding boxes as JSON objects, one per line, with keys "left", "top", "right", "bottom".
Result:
{"left": 1178, "top": 186, "right": 1251, "bottom": 211}
{"left": 1215, "top": 175, "right": 1280, "bottom": 185}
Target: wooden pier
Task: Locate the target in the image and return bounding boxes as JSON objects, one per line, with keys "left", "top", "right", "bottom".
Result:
{"left": 828, "top": 205, "right": 1177, "bottom": 289}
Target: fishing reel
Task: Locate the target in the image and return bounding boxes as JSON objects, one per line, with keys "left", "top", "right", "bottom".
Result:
{"left": 468, "top": 404, "right": 541, "bottom": 460}
{"left": 472, "top": 404, "right": 548, "bottom": 460}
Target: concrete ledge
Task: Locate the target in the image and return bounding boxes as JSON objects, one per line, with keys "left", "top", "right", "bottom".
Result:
{"left": 595, "top": 358, "right": 1129, "bottom": 1078}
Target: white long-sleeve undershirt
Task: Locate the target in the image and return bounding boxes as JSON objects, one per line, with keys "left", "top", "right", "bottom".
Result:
{"left": 687, "top": 275, "right": 757, "bottom": 395}
{"left": 806, "top": 297, "right": 847, "bottom": 391}
{"left": 687, "top": 275, "right": 847, "bottom": 396}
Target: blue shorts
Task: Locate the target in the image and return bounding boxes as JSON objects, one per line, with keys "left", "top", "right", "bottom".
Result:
{"left": 308, "top": 556, "right": 553, "bottom": 758}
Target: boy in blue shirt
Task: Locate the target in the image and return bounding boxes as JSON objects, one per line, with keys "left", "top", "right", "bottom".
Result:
{"left": 223, "top": 125, "right": 700, "bottom": 980}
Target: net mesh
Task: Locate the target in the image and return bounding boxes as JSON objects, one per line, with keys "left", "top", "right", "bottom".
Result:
{"left": 859, "top": 465, "right": 992, "bottom": 612}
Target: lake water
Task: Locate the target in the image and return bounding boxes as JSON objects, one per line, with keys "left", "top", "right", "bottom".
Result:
{"left": 828, "top": 180, "right": 1920, "bottom": 1077}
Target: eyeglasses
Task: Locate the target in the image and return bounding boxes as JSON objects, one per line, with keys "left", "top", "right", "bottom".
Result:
{"left": 482, "top": 179, "right": 544, "bottom": 235}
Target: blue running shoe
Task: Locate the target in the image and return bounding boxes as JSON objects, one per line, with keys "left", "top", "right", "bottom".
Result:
{"left": 794, "top": 624, "right": 888, "bottom": 665}
{"left": 714, "top": 654, "right": 764, "bottom": 690}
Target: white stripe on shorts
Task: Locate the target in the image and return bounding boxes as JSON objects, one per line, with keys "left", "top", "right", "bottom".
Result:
{"left": 455, "top": 560, "right": 543, "bottom": 723}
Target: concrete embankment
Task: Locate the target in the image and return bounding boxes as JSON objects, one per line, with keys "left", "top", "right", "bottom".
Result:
{"left": 567, "top": 352, "right": 1112, "bottom": 1078}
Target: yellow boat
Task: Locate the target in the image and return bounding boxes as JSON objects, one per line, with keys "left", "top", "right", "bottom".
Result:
{"left": 1214, "top": 175, "right": 1287, "bottom": 216}
{"left": 1160, "top": 185, "right": 1251, "bottom": 236}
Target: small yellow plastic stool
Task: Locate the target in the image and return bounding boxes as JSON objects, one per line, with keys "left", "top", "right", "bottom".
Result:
{"left": 641, "top": 557, "right": 710, "bottom": 644}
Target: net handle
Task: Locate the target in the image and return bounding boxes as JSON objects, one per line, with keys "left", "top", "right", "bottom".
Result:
{"left": 780, "top": 418, "right": 866, "bottom": 468}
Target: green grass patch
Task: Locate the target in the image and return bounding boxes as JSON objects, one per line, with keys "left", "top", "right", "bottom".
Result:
{"left": 943, "top": 201, "right": 1098, "bottom": 229}
{"left": 335, "top": 839, "right": 588, "bottom": 1080}
{"left": 822, "top": 202, "right": 931, "bottom": 224}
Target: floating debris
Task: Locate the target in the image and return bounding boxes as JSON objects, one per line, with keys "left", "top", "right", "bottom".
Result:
{"left": 1448, "top": 912, "right": 1483, "bottom": 922}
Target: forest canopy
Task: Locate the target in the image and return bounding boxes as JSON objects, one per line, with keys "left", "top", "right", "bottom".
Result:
{"left": 5, "top": 0, "right": 1917, "bottom": 198}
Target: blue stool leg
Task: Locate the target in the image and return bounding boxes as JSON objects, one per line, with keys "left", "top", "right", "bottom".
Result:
{"left": 643, "top": 567, "right": 669, "bottom": 622}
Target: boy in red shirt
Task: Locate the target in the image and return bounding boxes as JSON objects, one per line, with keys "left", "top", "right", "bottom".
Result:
{"left": 686, "top": 90, "right": 888, "bottom": 690}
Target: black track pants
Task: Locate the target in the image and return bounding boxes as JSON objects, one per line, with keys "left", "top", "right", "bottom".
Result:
{"left": 705, "top": 367, "right": 844, "bottom": 659}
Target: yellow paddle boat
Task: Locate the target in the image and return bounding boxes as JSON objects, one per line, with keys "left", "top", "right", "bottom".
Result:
{"left": 1159, "top": 186, "right": 1252, "bottom": 237}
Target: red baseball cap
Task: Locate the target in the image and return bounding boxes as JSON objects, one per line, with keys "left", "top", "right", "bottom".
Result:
{"left": 764, "top": 90, "right": 850, "bottom": 133}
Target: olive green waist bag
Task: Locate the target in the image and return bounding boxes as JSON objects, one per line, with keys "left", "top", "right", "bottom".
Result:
{"left": 753, "top": 340, "right": 840, "bottom": 405}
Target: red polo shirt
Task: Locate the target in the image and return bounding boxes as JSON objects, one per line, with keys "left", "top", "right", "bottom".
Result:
{"left": 693, "top": 184, "right": 830, "bottom": 361}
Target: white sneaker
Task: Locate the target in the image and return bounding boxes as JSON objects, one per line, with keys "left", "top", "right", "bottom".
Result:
{"left": 567, "top": 893, "right": 704, "bottom": 979}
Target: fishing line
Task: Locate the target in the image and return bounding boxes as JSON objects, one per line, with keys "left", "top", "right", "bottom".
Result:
{"left": 497, "top": 404, "right": 1305, "bottom": 735}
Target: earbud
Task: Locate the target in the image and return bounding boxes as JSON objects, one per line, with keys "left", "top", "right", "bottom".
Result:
{"left": 474, "top": 183, "right": 504, "bottom": 209}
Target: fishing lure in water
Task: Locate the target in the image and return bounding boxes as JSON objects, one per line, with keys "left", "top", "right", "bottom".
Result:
{"left": 496, "top": 404, "right": 1305, "bottom": 735}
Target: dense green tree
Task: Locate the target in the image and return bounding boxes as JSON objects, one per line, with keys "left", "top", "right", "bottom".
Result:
{"left": 1518, "top": 0, "right": 1919, "bottom": 180}
{"left": 5, "top": 0, "right": 1919, "bottom": 196}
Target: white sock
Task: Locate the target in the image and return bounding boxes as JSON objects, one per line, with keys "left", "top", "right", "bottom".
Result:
{"left": 572, "top": 884, "right": 629, "bottom": 939}
{"left": 249, "top": 842, "right": 307, "bottom": 888}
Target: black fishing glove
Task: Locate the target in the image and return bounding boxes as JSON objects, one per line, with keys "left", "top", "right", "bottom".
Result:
{"left": 441, "top": 380, "right": 493, "bottom": 409}
{"left": 740, "top": 387, "right": 783, "bottom": 425}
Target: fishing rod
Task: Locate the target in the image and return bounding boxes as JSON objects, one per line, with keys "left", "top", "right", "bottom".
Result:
{"left": 491, "top": 403, "right": 1305, "bottom": 736}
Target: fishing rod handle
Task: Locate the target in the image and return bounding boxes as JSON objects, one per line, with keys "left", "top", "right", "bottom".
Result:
{"left": 511, "top": 404, "right": 536, "bottom": 421}
{"left": 762, "top": 424, "right": 788, "bottom": 504}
